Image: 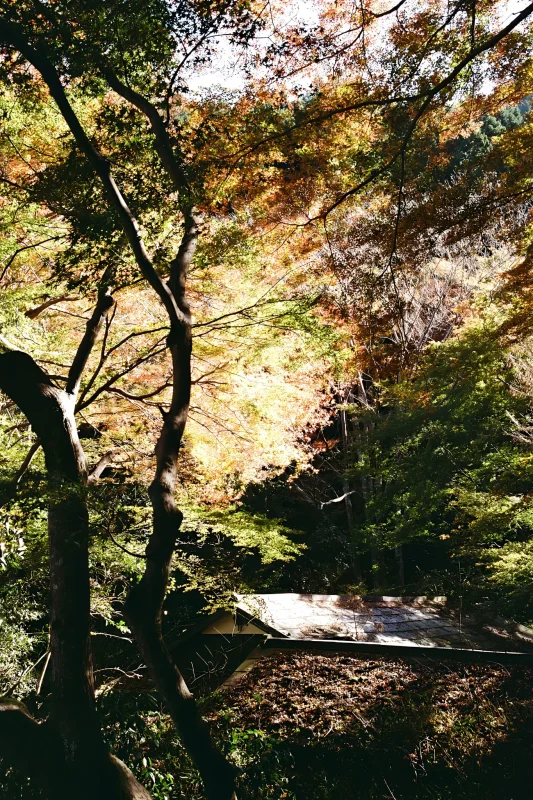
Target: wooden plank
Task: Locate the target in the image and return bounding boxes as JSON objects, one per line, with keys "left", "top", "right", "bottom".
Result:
{"left": 263, "top": 637, "right": 533, "bottom": 666}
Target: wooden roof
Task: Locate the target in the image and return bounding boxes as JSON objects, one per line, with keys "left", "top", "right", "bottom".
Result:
{"left": 234, "top": 594, "right": 503, "bottom": 650}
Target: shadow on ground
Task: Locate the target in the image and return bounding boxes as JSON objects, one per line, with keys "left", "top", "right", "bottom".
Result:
{"left": 211, "top": 652, "right": 533, "bottom": 800}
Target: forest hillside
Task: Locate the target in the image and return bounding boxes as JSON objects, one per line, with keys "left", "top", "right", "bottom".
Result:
{"left": 1, "top": 1, "right": 533, "bottom": 798}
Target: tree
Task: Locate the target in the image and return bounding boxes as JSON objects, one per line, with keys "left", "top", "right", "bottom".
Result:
{"left": 0, "top": 0, "right": 533, "bottom": 797}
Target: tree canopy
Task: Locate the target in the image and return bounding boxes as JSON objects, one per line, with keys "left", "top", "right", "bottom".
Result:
{"left": 1, "top": 0, "right": 533, "bottom": 798}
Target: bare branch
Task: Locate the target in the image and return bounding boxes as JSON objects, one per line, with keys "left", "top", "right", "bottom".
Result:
{"left": 370, "top": 0, "right": 408, "bottom": 18}
{"left": 107, "top": 382, "right": 172, "bottom": 402}
{"left": 106, "top": 528, "right": 147, "bottom": 560}
{"left": 76, "top": 342, "right": 167, "bottom": 412}
{"left": 36, "top": 651, "right": 51, "bottom": 695}
{"left": 4, "top": 649, "right": 49, "bottom": 695}
{"left": 102, "top": 67, "right": 191, "bottom": 197}
{"left": 100, "top": 67, "right": 201, "bottom": 310}
{"left": 76, "top": 301, "right": 117, "bottom": 408}
{"left": 0, "top": 236, "right": 63, "bottom": 283}
{"left": 25, "top": 295, "right": 77, "bottom": 319}
{"left": 66, "top": 291, "right": 114, "bottom": 398}
{"left": 320, "top": 489, "right": 359, "bottom": 508}
{"left": 229, "top": 1, "right": 533, "bottom": 167}
{"left": 87, "top": 451, "right": 114, "bottom": 483}
{"left": 14, "top": 438, "right": 41, "bottom": 484}
{"left": 104, "top": 326, "right": 169, "bottom": 360}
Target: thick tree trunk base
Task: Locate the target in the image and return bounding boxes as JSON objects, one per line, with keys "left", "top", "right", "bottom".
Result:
{"left": 0, "top": 699, "right": 152, "bottom": 799}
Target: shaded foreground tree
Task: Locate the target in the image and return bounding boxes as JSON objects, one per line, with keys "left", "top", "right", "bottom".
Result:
{"left": 1, "top": 0, "right": 533, "bottom": 798}
{"left": 0, "top": 310, "right": 153, "bottom": 798}
{"left": 0, "top": 5, "right": 239, "bottom": 798}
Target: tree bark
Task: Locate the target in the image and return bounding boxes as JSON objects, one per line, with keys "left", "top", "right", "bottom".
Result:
{"left": 25, "top": 294, "right": 77, "bottom": 319}
{"left": 66, "top": 290, "right": 114, "bottom": 396}
{"left": 0, "top": 349, "right": 150, "bottom": 799}
{"left": 395, "top": 545, "right": 405, "bottom": 588}
{"left": 124, "top": 216, "right": 237, "bottom": 800}
{"left": 89, "top": 66, "right": 239, "bottom": 799}
{"left": 0, "top": 27, "right": 237, "bottom": 798}
{"left": 339, "top": 405, "right": 362, "bottom": 582}
{"left": 0, "top": 699, "right": 151, "bottom": 799}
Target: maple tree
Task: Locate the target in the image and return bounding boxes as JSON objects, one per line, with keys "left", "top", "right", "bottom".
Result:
{"left": 0, "top": 1, "right": 533, "bottom": 799}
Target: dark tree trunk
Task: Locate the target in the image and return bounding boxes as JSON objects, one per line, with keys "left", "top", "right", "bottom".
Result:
{"left": 339, "top": 405, "right": 362, "bottom": 582}
{"left": 124, "top": 231, "right": 237, "bottom": 800}
{"left": 0, "top": 28, "right": 237, "bottom": 797}
{"left": 395, "top": 545, "right": 405, "bottom": 588}
{"left": 0, "top": 699, "right": 151, "bottom": 799}
{"left": 0, "top": 350, "right": 151, "bottom": 799}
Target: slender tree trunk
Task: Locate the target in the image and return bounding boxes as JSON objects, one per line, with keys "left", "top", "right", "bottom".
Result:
{"left": 370, "top": 546, "right": 380, "bottom": 588}
{"left": 395, "top": 545, "right": 405, "bottom": 589}
{"left": 124, "top": 220, "right": 237, "bottom": 800}
{"left": 0, "top": 30, "right": 237, "bottom": 795}
{"left": 339, "top": 405, "right": 362, "bottom": 582}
